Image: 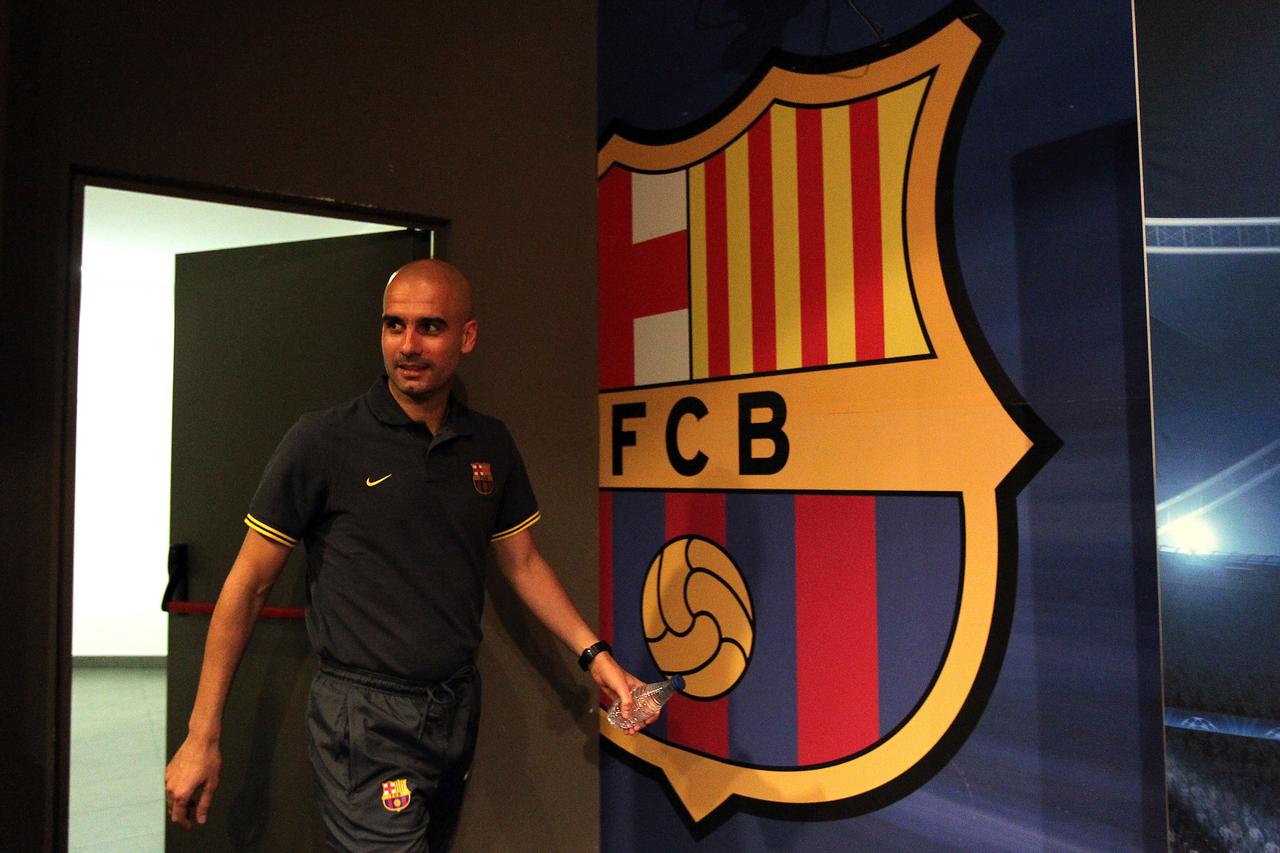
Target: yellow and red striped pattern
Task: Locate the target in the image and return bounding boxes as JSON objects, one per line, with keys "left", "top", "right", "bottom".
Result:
{"left": 689, "top": 80, "right": 929, "bottom": 378}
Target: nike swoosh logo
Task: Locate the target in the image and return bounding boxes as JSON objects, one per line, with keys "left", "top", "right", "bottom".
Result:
{"left": 366, "top": 474, "right": 392, "bottom": 487}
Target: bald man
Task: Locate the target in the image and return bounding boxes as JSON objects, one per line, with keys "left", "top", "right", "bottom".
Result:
{"left": 165, "top": 260, "right": 645, "bottom": 851}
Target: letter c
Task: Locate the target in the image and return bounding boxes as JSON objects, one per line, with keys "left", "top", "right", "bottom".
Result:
{"left": 665, "top": 396, "right": 708, "bottom": 476}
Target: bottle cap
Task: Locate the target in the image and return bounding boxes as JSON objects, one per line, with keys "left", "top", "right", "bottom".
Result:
{"left": 670, "top": 674, "right": 686, "bottom": 692}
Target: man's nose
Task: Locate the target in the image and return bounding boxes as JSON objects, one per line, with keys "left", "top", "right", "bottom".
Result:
{"left": 400, "top": 328, "right": 422, "bottom": 354}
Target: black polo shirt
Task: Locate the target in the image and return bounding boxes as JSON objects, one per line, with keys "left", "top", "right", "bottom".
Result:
{"left": 244, "top": 378, "right": 540, "bottom": 681}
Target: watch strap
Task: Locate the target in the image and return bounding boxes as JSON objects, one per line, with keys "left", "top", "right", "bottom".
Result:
{"left": 578, "top": 640, "right": 613, "bottom": 671}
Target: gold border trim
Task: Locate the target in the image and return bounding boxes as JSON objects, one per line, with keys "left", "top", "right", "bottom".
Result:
{"left": 491, "top": 510, "right": 541, "bottom": 542}
{"left": 244, "top": 514, "right": 298, "bottom": 548}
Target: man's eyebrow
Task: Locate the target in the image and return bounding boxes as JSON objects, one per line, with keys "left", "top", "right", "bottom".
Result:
{"left": 380, "top": 313, "right": 448, "bottom": 326}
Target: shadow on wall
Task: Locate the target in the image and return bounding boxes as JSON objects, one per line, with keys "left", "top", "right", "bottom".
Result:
{"left": 484, "top": 557, "right": 597, "bottom": 756}
{"left": 1011, "top": 119, "right": 1166, "bottom": 847}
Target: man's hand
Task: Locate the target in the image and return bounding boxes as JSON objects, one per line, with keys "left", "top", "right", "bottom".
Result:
{"left": 588, "top": 653, "right": 650, "bottom": 733}
{"left": 165, "top": 736, "right": 222, "bottom": 830}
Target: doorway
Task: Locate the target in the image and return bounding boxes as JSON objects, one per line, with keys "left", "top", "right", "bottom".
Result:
{"left": 69, "top": 181, "right": 443, "bottom": 851}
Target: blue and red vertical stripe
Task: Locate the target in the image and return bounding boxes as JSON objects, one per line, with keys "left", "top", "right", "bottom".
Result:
{"left": 600, "top": 490, "right": 960, "bottom": 766}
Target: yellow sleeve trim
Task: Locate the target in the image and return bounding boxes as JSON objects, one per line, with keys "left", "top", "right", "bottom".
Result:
{"left": 245, "top": 514, "right": 299, "bottom": 548}
{"left": 490, "top": 510, "right": 541, "bottom": 542}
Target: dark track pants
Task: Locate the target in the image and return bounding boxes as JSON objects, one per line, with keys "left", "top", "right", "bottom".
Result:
{"left": 307, "top": 661, "right": 481, "bottom": 852}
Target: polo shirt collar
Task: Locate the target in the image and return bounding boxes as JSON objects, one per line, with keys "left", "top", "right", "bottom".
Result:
{"left": 366, "top": 377, "right": 475, "bottom": 436}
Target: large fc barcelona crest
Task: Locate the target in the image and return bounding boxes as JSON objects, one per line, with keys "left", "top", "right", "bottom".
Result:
{"left": 596, "top": 7, "right": 1057, "bottom": 824}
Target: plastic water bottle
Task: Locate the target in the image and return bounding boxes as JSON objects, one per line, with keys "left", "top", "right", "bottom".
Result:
{"left": 607, "top": 675, "right": 685, "bottom": 730}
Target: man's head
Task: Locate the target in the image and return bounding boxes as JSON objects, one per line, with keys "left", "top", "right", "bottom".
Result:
{"left": 380, "top": 259, "right": 477, "bottom": 408}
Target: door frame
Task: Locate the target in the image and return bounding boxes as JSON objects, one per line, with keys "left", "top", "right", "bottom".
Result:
{"left": 57, "top": 169, "right": 450, "bottom": 850}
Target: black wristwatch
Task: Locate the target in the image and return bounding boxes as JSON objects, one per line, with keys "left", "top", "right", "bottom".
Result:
{"left": 578, "top": 640, "right": 613, "bottom": 671}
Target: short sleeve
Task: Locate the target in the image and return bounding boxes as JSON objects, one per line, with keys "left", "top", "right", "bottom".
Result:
{"left": 489, "top": 427, "right": 540, "bottom": 542}
{"left": 245, "top": 415, "right": 329, "bottom": 548}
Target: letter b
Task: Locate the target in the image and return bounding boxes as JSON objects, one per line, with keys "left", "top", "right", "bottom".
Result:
{"left": 738, "top": 391, "right": 789, "bottom": 475}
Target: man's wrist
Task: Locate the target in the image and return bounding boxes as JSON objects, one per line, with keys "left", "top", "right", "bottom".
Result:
{"left": 187, "top": 718, "right": 221, "bottom": 744}
{"left": 577, "top": 640, "right": 613, "bottom": 671}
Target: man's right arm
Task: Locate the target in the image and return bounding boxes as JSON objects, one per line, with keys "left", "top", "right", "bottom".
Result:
{"left": 164, "top": 529, "right": 291, "bottom": 830}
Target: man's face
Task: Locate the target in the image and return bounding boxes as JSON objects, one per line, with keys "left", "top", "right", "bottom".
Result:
{"left": 380, "top": 271, "right": 477, "bottom": 405}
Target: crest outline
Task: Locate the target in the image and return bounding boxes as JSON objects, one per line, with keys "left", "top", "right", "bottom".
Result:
{"left": 597, "top": 1, "right": 1060, "bottom": 828}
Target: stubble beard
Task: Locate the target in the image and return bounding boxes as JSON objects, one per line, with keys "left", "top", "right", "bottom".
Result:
{"left": 390, "top": 360, "right": 451, "bottom": 403}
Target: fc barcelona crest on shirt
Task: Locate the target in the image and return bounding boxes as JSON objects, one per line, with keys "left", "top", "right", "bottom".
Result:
{"left": 470, "top": 462, "right": 494, "bottom": 496}
{"left": 381, "top": 778, "right": 411, "bottom": 813}
{"left": 597, "top": 6, "right": 1057, "bottom": 825}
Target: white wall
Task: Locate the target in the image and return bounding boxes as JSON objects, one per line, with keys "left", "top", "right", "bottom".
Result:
{"left": 72, "top": 187, "right": 400, "bottom": 656}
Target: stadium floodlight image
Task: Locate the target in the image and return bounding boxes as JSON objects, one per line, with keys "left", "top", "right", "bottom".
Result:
{"left": 1156, "top": 438, "right": 1280, "bottom": 556}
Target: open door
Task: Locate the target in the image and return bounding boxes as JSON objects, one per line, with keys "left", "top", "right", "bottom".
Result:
{"left": 166, "top": 229, "right": 430, "bottom": 850}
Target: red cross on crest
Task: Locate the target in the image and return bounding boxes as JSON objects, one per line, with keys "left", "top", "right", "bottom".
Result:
{"left": 381, "top": 778, "right": 412, "bottom": 813}
{"left": 471, "top": 462, "right": 495, "bottom": 496}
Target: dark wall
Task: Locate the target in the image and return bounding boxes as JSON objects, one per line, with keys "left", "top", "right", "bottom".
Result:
{"left": 1136, "top": 0, "right": 1280, "bottom": 217}
{"left": 0, "top": 2, "right": 600, "bottom": 850}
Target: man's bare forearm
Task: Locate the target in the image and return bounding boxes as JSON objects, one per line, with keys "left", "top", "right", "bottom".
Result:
{"left": 491, "top": 528, "right": 649, "bottom": 725}
{"left": 502, "top": 547, "right": 598, "bottom": 653}
{"left": 184, "top": 531, "right": 290, "bottom": 742}
{"left": 166, "top": 531, "right": 289, "bottom": 829}
{"left": 186, "top": 577, "right": 270, "bottom": 740}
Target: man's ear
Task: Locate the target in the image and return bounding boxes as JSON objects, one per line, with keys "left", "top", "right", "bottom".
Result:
{"left": 461, "top": 319, "right": 479, "bottom": 354}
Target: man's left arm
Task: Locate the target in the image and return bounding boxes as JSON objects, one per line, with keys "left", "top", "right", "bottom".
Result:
{"left": 491, "top": 529, "right": 650, "bottom": 731}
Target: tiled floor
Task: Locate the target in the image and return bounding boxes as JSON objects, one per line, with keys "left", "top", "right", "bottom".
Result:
{"left": 69, "top": 662, "right": 166, "bottom": 852}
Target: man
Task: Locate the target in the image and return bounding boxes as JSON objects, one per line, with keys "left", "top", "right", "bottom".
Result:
{"left": 165, "top": 259, "right": 646, "bottom": 851}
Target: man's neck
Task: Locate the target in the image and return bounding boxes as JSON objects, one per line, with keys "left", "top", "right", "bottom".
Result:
{"left": 387, "top": 380, "right": 450, "bottom": 434}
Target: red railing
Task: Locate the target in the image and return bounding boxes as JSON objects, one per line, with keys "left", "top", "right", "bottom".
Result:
{"left": 163, "top": 601, "right": 304, "bottom": 620}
